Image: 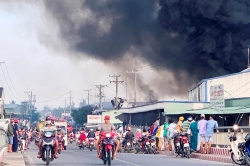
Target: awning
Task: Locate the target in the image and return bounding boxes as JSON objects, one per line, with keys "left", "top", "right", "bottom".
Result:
{"left": 165, "top": 107, "right": 250, "bottom": 115}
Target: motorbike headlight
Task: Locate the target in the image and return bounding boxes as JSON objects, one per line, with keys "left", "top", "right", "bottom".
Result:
{"left": 233, "top": 124, "right": 238, "bottom": 131}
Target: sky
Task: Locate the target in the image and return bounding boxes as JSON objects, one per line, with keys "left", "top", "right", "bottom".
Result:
{"left": 0, "top": 1, "right": 181, "bottom": 110}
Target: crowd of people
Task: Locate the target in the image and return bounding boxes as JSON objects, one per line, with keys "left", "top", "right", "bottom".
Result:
{"left": 142, "top": 114, "right": 218, "bottom": 154}
{"left": 4, "top": 118, "right": 33, "bottom": 153}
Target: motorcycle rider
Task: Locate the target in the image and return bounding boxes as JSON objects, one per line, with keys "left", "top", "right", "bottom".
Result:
{"left": 37, "top": 116, "right": 59, "bottom": 159}
{"left": 123, "top": 127, "right": 134, "bottom": 147}
{"left": 87, "top": 129, "right": 95, "bottom": 148}
{"left": 57, "top": 127, "right": 65, "bottom": 150}
{"left": 96, "top": 115, "right": 120, "bottom": 159}
{"left": 79, "top": 131, "right": 87, "bottom": 147}
{"left": 173, "top": 116, "right": 184, "bottom": 153}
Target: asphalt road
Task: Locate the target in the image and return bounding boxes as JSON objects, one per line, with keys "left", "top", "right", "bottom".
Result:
{"left": 24, "top": 142, "right": 234, "bottom": 166}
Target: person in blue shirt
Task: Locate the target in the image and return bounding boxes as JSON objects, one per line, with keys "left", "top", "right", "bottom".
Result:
{"left": 205, "top": 115, "right": 218, "bottom": 154}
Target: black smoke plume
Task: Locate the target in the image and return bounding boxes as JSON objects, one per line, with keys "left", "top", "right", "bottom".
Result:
{"left": 44, "top": 0, "right": 250, "bottom": 97}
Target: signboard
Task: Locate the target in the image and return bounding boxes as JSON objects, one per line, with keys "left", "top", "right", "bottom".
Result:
{"left": 87, "top": 115, "right": 102, "bottom": 124}
{"left": 210, "top": 84, "right": 225, "bottom": 108}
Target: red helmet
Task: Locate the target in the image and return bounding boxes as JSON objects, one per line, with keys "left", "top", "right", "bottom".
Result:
{"left": 14, "top": 119, "right": 18, "bottom": 123}
{"left": 50, "top": 116, "right": 55, "bottom": 121}
{"left": 104, "top": 115, "right": 110, "bottom": 120}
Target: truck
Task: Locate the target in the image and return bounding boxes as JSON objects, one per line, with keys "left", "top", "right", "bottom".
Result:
{"left": 54, "top": 118, "right": 68, "bottom": 150}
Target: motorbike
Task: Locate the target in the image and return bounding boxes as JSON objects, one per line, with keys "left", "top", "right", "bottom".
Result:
{"left": 134, "top": 139, "right": 142, "bottom": 154}
{"left": 149, "top": 138, "right": 157, "bottom": 154}
{"left": 19, "top": 135, "right": 26, "bottom": 153}
{"left": 57, "top": 135, "right": 64, "bottom": 154}
{"left": 78, "top": 140, "right": 86, "bottom": 150}
{"left": 88, "top": 138, "right": 95, "bottom": 151}
{"left": 35, "top": 137, "right": 40, "bottom": 146}
{"left": 143, "top": 135, "right": 153, "bottom": 154}
{"left": 41, "top": 131, "right": 55, "bottom": 166}
{"left": 174, "top": 133, "right": 190, "bottom": 159}
{"left": 69, "top": 137, "right": 73, "bottom": 144}
{"left": 100, "top": 132, "right": 115, "bottom": 166}
{"left": 227, "top": 124, "right": 246, "bottom": 165}
{"left": 123, "top": 139, "right": 132, "bottom": 153}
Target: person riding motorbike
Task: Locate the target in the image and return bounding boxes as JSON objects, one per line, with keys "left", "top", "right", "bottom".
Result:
{"left": 87, "top": 129, "right": 95, "bottom": 147}
{"left": 173, "top": 116, "right": 185, "bottom": 153}
{"left": 123, "top": 127, "right": 134, "bottom": 147}
{"left": 37, "top": 116, "right": 59, "bottom": 159}
{"left": 79, "top": 131, "right": 87, "bottom": 146}
{"left": 96, "top": 115, "right": 120, "bottom": 159}
{"left": 57, "top": 127, "right": 65, "bottom": 150}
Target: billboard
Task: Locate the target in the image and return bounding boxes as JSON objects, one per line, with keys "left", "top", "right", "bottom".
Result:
{"left": 87, "top": 115, "right": 102, "bottom": 124}
{"left": 210, "top": 84, "right": 225, "bottom": 108}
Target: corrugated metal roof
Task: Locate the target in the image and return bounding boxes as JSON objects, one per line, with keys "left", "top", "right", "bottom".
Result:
{"left": 4, "top": 104, "right": 18, "bottom": 109}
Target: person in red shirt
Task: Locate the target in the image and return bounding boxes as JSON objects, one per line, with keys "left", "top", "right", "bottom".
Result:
{"left": 79, "top": 131, "right": 86, "bottom": 143}
{"left": 150, "top": 123, "right": 155, "bottom": 135}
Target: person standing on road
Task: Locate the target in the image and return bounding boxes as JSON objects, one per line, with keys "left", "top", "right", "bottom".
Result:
{"left": 198, "top": 114, "right": 207, "bottom": 154}
{"left": 167, "top": 119, "right": 176, "bottom": 151}
{"left": 189, "top": 116, "right": 199, "bottom": 152}
{"left": 163, "top": 121, "right": 169, "bottom": 151}
{"left": 12, "top": 119, "right": 19, "bottom": 152}
{"left": 7, "top": 119, "right": 14, "bottom": 153}
{"left": 157, "top": 123, "right": 164, "bottom": 151}
{"left": 205, "top": 115, "right": 218, "bottom": 154}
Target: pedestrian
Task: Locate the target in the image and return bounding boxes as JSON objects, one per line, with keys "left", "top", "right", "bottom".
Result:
{"left": 189, "top": 116, "right": 199, "bottom": 152}
{"left": 136, "top": 129, "right": 142, "bottom": 140}
{"left": 157, "top": 123, "right": 164, "bottom": 151}
{"left": 163, "top": 121, "right": 169, "bottom": 151}
{"left": 7, "top": 119, "right": 14, "bottom": 153}
{"left": 150, "top": 123, "right": 155, "bottom": 135}
{"left": 205, "top": 115, "right": 218, "bottom": 154}
{"left": 198, "top": 114, "right": 207, "bottom": 154}
{"left": 4, "top": 120, "right": 9, "bottom": 132}
{"left": 12, "top": 119, "right": 19, "bottom": 152}
{"left": 167, "top": 119, "right": 176, "bottom": 151}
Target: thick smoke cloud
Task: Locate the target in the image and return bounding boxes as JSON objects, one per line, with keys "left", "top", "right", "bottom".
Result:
{"left": 44, "top": 0, "right": 250, "bottom": 98}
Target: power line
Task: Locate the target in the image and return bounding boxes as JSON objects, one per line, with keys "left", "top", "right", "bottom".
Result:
{"left": 36, "top": 92, "right": 70, "bottom": 103}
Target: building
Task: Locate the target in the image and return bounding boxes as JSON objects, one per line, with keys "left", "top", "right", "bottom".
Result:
{"left": 188, "top": 69, "right": 250, "bottom": 102}
{"left": 4, "top": 104, "right": 22, "bottom": 118}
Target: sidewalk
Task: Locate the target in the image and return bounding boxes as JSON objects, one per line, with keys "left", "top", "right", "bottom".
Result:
{"left": 1, "top": 151, "right": 25, "bottom": 166}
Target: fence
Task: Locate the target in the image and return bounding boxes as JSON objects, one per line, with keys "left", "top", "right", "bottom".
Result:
{"left": 0, "top": 127, "right": 7, "bottom": 151}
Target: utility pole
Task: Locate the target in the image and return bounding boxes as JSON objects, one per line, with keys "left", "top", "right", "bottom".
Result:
{"left": 64, "top": 98, "right": 67, "bottom": 115}
{"left": 24, "top": 91, "right": 33, "bottom": 113}
{"left": 126, "top": 70, "right": 139, "bottom": 106}
{"left": 109, "top": 75, "right": 124, "bottom": 109}
{"left": 95, "top": 85, "right": 107, "bottom": 112}
{"left": 83, "top": 89, "right": 91, "bottom": 105}
{"left": 69, "top": 91, "right": 73, "bottom": 114}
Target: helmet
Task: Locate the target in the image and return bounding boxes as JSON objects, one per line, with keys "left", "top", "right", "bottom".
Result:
{"left": 187, "top": 116, "right": 193, "bottom": 121}
{"left": 14, "top": 119, "right": 18, "bottom": 123}
{"left": 57, "top": 128, "right": 61, "bottom": 131}
{"left": 104, "top": 115, "right": 110, "bottom": 120}
{"left": 179, "top": 116, "right": 184, "bottom": 121}
{"left": 90, "top": 129, "right": 93, "bottom": 131}
{"left": 50, "top": 116, "right": 55, "bottom": 121}
{"left": 45, "top": 116, "right": 51, "bottom": 121}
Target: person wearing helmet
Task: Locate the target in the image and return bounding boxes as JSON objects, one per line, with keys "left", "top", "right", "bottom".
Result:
{"left": 12, "top": 119, "right": 19, "bottom": 152}
{"left": 87, "top": 129, "right": 95, "bottom": 148}
{"left": 182, "top": 116, "right": 193, "bottom": 134}
{"left": 123, "top": 127, "right": 134, "bottom": 147}
{"left": 37, "top": 116, "right": 59, "bottom": 159}
{"left": 57, "top": 126, "right": 65, "bottom": 150}
{"left": 176, "top": 116, "right": 184, "bottom": 133}
{"left": 50, "top": 116, "right": 55, "bottom": 125}
{"left": 96, "top": 115, "right": 119, "bottom": 159}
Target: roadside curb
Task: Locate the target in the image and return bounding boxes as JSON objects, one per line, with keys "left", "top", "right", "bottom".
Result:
{"left": 2, "top": 151, "right": 25, "bottom": 166}
{"left": 158, "top": 151, "right": 233, "bottom": 164}
{"left": 0, "top": 147, "right": 7, "bottom": 163}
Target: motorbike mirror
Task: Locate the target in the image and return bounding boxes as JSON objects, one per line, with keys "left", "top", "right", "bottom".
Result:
{"left": 233, "top": 124, "right": 238, "bottom": 131}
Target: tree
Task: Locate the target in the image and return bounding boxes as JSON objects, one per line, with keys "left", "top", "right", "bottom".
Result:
{"left": 31, "top": 110, "right": 40, "bottom": 123}
{"left": 71, "top": 105, "right": 93, "bottom": 125}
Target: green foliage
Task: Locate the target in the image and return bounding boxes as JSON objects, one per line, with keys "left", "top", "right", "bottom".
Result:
{"left": 31, "top": 110, "right": 40, "bottom": 122}
{"left": 71, "top": 105, "right": 93, "bottom": 125}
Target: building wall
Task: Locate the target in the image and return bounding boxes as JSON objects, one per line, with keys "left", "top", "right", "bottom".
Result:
{"left": 189, "top": 71, "right": 250, "bottom": 102}
{"left": 101, "top": 110, "right": 123, "bottom": 124}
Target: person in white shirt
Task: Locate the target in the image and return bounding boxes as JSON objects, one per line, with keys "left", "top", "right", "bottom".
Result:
{"left": 4, "top": 120, "right": 9, "bottom": 132}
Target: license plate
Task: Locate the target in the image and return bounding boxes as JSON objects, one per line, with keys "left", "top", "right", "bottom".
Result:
{"left": 176, "top": 143, "right": 180, "bottom": 146}
{"left": 90, "top": 142, "right": 94, "bottom": 144}
{"left": 127, "top": 142, "right": 131, "bottom": 146}
{"left": 146, "top": 142, "right": 150, "bottom": 145}
{"left": 184, "top": 143, "right": 189, "bottom": 147}
{"left": 151, "top": 142, "right": 155, "bottom": 146}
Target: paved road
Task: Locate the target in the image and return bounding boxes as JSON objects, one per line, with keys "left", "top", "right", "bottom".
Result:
{"left": 24, "top": 142, "right": 234, "bottom": 166}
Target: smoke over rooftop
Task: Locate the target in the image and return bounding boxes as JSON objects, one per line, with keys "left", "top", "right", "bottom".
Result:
{"left": 43, "top": 0, "right": 250, "bottom": 99}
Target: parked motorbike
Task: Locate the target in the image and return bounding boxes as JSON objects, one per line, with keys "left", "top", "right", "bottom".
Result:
{"left": 149, "top": 138, "right": 157, "bottom": 154}
{"left": 57, "top": 135, "right": 64, "bottom": 154}
{"left": 88, "top": 138, "right": 95, "bottom": 151}
{"left": 134, "top": 140, "right": 142, "bottom": 154}
{"left": 100, "top": 132, "right": 115, "bottom": 166}
{"left": 174, "top": 133, "right": 190, "bottom": 159}
{"left": 41, "top": 131, "right": 55, "bottom": 165}
{"left": 227, "top": 124, "right": 246, "bottom": 165}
